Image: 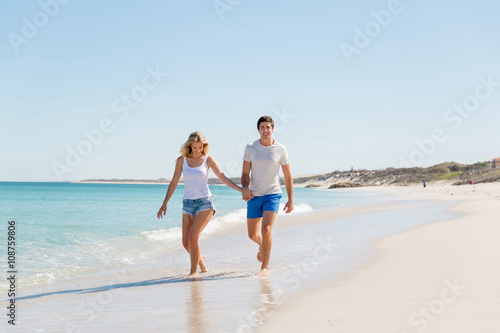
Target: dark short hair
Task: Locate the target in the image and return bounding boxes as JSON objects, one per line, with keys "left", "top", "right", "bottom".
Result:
{"left": 257, "top": 116, "right": 274, "bottom": 129}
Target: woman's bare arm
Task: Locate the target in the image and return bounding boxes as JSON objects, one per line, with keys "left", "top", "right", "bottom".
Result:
{"left": 157, "top": 156, "right": 183, "bottom": 219}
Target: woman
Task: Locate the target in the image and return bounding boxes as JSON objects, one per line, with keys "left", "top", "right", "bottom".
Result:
{"left": 157, "top": 131, "right": 244, "bottom": 277}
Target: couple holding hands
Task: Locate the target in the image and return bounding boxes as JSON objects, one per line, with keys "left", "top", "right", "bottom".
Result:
{"left": 157, "top": 116, "right": 294, "bottom": 277}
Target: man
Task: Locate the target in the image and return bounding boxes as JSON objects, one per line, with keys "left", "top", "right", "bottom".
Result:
{"left": 241, "top": 115, "right": 294, "bottom": 276}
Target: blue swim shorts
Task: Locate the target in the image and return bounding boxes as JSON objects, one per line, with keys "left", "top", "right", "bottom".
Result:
{"left": 247, "top": 193, "right": 282, "bottom": 219}
{"left": 182, "top": 196, "right": 216, "bottom": 216}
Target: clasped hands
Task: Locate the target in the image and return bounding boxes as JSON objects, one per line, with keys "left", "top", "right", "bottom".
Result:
{"left": 242, "top": 188, "right": 254, "bottom": 201}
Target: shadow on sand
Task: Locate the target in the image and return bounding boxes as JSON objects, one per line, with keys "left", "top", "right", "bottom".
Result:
{"left": 16, "top": 272, "right": 252, "bottom": 301}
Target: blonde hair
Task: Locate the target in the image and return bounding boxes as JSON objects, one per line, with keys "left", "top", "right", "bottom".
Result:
{"left": 180, "top": 131, "right": 210, "bottom": 157}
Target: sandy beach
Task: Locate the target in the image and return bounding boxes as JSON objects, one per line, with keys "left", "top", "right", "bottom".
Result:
{"left": 6, "top": 182, "right": 499, "bottom": 332}
{"left": 259, "top": 182, "right": 500, "bottom": 332}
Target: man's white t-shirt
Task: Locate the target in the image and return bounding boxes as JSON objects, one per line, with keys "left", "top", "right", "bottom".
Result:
{"left": 243, "top": 140, "right": 290, "bottom": 196}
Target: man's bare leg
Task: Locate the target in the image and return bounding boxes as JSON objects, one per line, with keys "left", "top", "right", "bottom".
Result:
{"left": 258, "top": 211, "right": 278, "bottom": 276}
{"left": 247, "top": 217, "right": 263, "bottom": 262}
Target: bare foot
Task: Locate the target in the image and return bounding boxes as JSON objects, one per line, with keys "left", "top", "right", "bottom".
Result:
{"left": 199, "top": 255, "right": 208, "bottom": 273}
{"left": 257, "top": 268, "right": 269, "bottom": 276}
{"left": 257, "top": 248, "right": 263, "bottom": 263}
{"left": 189, "top": 272, "right": 199, "bottom": 278}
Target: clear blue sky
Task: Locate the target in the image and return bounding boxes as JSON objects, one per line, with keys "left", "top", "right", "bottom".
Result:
{"left": 1, "top": 0, "right": 499, "bottom": 182}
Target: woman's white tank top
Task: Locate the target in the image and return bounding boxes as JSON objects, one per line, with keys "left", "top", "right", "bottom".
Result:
{"left": 183, "top": 156, "right": 212, "bottom": 199}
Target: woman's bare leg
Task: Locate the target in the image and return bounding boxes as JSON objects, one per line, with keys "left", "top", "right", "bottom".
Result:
{"left": 188, "top": 209, "right": 213, "bottom": 277}
{"left": 182, "top": 213, "right": 209, "bottom": 274}
{"left": 182, "top": 213, "right": 195, "bottom": 253}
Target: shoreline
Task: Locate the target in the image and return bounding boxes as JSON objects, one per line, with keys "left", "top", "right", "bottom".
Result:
{"left": 259, "top": 183, "right": 500, "bottom": 332}
{"left": 9, "top": 187, "right": 459, "bottom": 332}
{"left": 78, "top": 181, "right": 168, "bottom": 185}
{"left": 10, "top": 190, "right": 400, "bottom": 293}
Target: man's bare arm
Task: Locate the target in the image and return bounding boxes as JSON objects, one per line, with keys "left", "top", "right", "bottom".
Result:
{"left": 241, "top": 161, "right": 252, "bottom": 201}
{"left": 281, "top": 163, "right": 294, "bottom": 213}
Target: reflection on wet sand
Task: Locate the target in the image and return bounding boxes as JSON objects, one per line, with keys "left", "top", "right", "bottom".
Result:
{"left": 254, "top": 278, "right": 277, "bottom": 326}
{"left": 186, "top": 281, "right": 208, "bottom": 333}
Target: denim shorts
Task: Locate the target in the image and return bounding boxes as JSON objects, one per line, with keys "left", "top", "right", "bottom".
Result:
{"left": 182, "top": 196, "right": 216, "bottom": 216}
{"left": 247, "top": 193, "right": 282, "bottom": 219}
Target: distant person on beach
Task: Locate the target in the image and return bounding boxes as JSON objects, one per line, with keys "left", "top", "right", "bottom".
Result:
{"left": 157, "top": 131, "right": 246, "bottom": 277}
{"left": 241, "top": 116, "right": 294, "bottom": 276}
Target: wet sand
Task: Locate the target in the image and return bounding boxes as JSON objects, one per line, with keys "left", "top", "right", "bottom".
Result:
{"left": 259, "top": 183, "right": 500, "bottom": 332}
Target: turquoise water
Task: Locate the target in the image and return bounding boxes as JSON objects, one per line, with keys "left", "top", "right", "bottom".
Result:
{"left": 3, "top": 182, "right": 460, "bottom": 332}
{"left": 0, "top": 182, "right": 384, "bottom": 288}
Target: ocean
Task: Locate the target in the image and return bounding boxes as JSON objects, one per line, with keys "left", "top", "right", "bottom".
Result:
{"left": 0, "top": 182, "right": 380, "bottom": 290}
{"left": 0, "top": 182, "right": 456, "bottom": 332}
